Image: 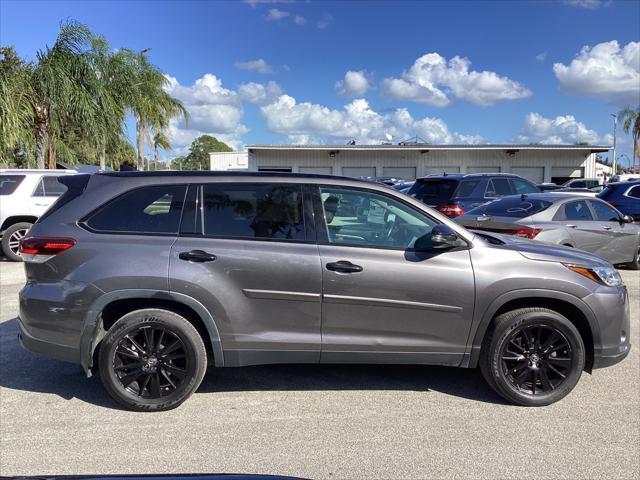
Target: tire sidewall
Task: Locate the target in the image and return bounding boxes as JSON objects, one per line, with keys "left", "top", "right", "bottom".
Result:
{"left": 99, "top": 310, "right": 206, "bottom": 411}
{"left": 1, "top": 222, "right": 32, "bottom": 261}
{"left": 489, "top": 311, "right": 585, "bottom": 406}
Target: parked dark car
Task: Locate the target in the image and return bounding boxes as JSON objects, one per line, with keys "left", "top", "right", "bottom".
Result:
{"left": 18, "top": 172, "right": 630, "bottom": 411}
{"left": 537, "top": 183, "right": 562, "bottom": 192}
{"left": 597, "top": 180, "right": 640, "bottom": 221}
{"left": 407, "top": 173, "right": 540, "bottom": 217}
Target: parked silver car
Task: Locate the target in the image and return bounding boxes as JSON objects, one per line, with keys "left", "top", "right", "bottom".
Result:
{"left": 455, "top": 193, "right": 640, "bottom": 269}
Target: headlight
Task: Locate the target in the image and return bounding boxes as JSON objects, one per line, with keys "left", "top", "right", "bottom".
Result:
{"left": 565, "top": 264, "right": 624, "bottom": 287}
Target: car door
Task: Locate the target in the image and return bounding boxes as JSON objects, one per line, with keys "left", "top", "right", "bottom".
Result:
{"left": 555, "top": 199, "right": 604, "bottom": 253}
{"left": 588, "top": 199, "right": 638, "bottom": 264}
{"left": 314, "top": 184, "right": 475, "bottom": 366}
{"left": 169, "top": 182, "right": 322, "bottom": 366}
{"left": 29, "top": 175, "right": 67, "bottom": 217}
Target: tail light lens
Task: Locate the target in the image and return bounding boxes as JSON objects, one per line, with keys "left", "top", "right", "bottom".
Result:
{"left": 436, "top": 203, "right": 465, "bottom": 217}
{"left": 511, "top": 227, "right": 542, "bottom": 239}
{"left": 19, "top": 237, "right": 76, "bottom": 262}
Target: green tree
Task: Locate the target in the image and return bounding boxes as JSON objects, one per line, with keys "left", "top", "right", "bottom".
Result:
{"left": 170, "top": 155, "right": 187, "bottom": 170}
{"left": 185, "top": 135, "right": 232, "bottom": 170}
{"left": 618, "top": 106, "right": 640, "bottom": 171}
{"left": 152, "top": 131, "right": 171, "bottom": 170}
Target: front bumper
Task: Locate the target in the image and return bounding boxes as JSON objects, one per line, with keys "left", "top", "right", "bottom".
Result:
{"left": 593, "top": 346, "right": 631, "bottom": 368}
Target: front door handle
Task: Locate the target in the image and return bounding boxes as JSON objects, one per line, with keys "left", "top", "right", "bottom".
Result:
{"left": 602, "top": 225, "right": 612, "bottom": 230}
{"left": 566, "top": 224, "right": 578, "bottom": 228}
{"left": 326, "top": 261, "right": 363, "bottom": 273}
{"left": 179, "top": 250, "right": 217, "bottom": 262}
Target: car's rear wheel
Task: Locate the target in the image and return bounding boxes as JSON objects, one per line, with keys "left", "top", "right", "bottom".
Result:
{"left": 1, "top": 222, "right": 32, "bottom": 261}
{"left": 98, "top": 308, "right": 207, "bottom": 411}
{"left": 480, "top": 307, "right": 585, "bottom": 406}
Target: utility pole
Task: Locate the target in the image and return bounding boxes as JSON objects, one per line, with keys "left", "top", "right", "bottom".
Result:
{"left": 611, "top": 113, "right": 617, "bottom": 175}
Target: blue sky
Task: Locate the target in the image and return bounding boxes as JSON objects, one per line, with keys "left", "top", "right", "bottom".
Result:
{"left": 1, "top": 0, "right": 639, "bottom": 163}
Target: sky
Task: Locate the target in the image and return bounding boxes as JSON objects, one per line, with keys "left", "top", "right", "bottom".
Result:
{"left": 1, "top": 0, "right": 639, "bottom": 163}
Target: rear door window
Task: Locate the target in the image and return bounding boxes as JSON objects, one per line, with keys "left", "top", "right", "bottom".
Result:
{"left": 85, "top": 185, "right": 187, "bottom": 234}
{"left": 201, "top": 183, "right": 305, "bottom": 241}
{"left": 455, "top": 180, "right": 480, "bottom": 198}
{"left": 589, "top": 200, "right": 620, "bottom": 222}
{"left": 485, "top": 178, "right": 513, "bottom": 197}
{"left": 32, "top": 176, "right": 68, "bottom": 197}
{"left": 0, "top": 175, "right": 25, "bottom": 195}
{"left": 561, "top": 201, "right": 593, "bottom": 221}
{"left": 627, "top": 185, "right": 640, "bottom": 198}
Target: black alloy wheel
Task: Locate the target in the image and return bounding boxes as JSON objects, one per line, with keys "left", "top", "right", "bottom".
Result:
{"left": 500, "top": 324, "right": 573, "bottom": 395}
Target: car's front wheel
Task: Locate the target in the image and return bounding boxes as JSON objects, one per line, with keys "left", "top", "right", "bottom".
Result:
{"left": 480, "top": 307, "right": 585, "bottom": 406}
{"left": 98, "top": 308, "right": 207, "bottom": 411}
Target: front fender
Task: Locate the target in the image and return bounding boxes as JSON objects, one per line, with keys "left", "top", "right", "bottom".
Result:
{"left": 79, "top": 289, "right": 224, "bottom": 375}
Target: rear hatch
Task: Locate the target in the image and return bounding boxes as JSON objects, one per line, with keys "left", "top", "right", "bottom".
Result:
{"left": 407, "top": 178, "right": 459, "bottom": 206}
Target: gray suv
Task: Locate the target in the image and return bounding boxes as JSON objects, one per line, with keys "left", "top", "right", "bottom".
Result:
{"left": 17, "top": 172, "right": 630, "bottom": 411}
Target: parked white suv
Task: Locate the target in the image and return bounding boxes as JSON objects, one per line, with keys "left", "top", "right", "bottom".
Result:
{"left": 0, "top": 169, "right": 77, "bottom": 261}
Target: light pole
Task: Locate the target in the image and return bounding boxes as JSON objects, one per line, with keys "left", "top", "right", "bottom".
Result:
{"left": 611, "top": 113, "right": 617, "bottom": 175}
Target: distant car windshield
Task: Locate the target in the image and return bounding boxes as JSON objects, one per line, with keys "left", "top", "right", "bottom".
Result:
{"left": 408, "top": 179, "right": 458, "bottom": 199}
{"left": 0, "top": 175, "right": 25, "bottom": 195}
{"left": 467, "top": 196, "right": 553, "bottom": 218}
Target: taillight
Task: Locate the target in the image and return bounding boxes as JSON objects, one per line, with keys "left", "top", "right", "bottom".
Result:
{"left": 436, "top": 203, "right": 465, "bottom": 217}
{"left": 512, "top": 227, "right": 542, "bottom": 239}
{"left": 19, "top": 237, "right": 76, "bottom": 262}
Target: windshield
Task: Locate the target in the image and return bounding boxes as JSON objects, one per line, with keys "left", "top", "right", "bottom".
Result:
{"left": 0, "top": 175, "right": 25, "bottom": 195}
{"left": 467, "top": 196, "right": 553, "bottom": 218}
{"left": 408, "top": 179, "right": 458, "bottom": 200}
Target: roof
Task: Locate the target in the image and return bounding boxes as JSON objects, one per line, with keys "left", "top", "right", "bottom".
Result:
{"left": 98, "top": 170, "right": 357, "bottom": 182}
{"left": 416, "top": 173, "right": 523, "bottom": 180}
{"left": 247, "top": 143, "right": 611, "bottom": 153}
{"left": 0, "top": 169, "right": 77, "bottom": 174}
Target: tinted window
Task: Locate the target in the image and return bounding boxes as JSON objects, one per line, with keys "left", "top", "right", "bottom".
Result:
{"left": 511, "top": 178, "right": 539, "bottom": 194}
{"left": 32, "top": 176, "right": 68, "bottom": 197}
{"left": 456, "top": 180, "right": 480, "bottom": 198}
{"left": 466, "top": 197, "right": 553, "bottom": 218}
{"left": 571, "top": 181, "right": 586, "bottom": 188}
{"left": 0, "top": 175, "right": 24, "bottom": 195}
{"left": 485, "top": 178, "right": 512, "bottom": 197}
{"left": 86, "top": 185, "right": 186, "bottom": 234}
{"left": 590, "top": 200, "right": 620, "bottom": 222}
{"left": 408, "top": 179, "right": 458, "bottom": 200}
{"left": 627, "top": 185, "right": 640, "bottom": 198}
{"left": 320, "top": 186, "right": 438, "bottom": 249}
{"left": 202, "top": 184, "right": 304, "bottom": 241}
{"left": 563, "top": 201, "right": 593, "bottom": 221}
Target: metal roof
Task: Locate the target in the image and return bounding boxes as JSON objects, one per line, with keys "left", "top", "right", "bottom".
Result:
{"left": 247, "top": 144, "right": 611, "bottom": 152}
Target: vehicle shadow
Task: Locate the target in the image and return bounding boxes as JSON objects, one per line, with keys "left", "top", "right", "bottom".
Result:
{"left": 0, "top": 318, "right": 508, "bottom": 409}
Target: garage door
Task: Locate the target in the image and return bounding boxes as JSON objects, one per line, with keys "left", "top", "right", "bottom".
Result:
{"left": 382, "top": 167, "right": 416, "bottom": 180}
{"left": 466, "top": 166, "right": 501, "bottom": 173}
{"left": 511, "top": 167, "right": 544, "bottom": 183}
{"left": 299, "top": 166, "right": 333, "bottom": 175}
{"left": 552, "top": 167, "right": 583, "bottom": 178}
{"left": 342, "top": 166, "right": 376, "bottom": 178}
{"left": 424, "top": 166, "right": 461, "bottom": 175}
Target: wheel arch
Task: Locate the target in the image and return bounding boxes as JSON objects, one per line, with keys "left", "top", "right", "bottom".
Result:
{"left": 1, "top": 215, "right": 38, "bottom": 232}
{"left": 80, "top": 289, "right": 224, "bottom": 375}
{"left": 467, "top": 289, "right": 598, "bottom": 372}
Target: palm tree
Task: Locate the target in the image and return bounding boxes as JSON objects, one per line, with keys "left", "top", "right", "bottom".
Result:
{"left": 619, "top": 106, "right": 640, "bottom": 171}
{"left": 152, "top": 131, "right": 171, "bottom": 170}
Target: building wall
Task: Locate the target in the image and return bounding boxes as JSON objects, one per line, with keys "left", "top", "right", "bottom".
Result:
{"left": 248, "top": 149, "right": 597, "bottom": 183}
{"left": 210, "top": 151, "right": 249, "bottom": 171}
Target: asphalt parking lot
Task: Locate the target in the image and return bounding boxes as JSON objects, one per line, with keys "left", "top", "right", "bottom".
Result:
{"left": 0, "top": 260, "right": 638, "bottom": 479}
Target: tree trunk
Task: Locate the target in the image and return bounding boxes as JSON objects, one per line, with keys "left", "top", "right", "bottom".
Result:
{"left": 47, "top": 128, "right": 56, "bottom": 170}
{"left": 99, "top": 134, "right": 106, "bottom": 171}
{"left": 136, "top": 114, "right": 145, "bottom": 171}
{"left": 154, "top": 145, "right": 159, "bottom": 171}
{"left": 33, "top": 104, "right": 47, "bottom": 169}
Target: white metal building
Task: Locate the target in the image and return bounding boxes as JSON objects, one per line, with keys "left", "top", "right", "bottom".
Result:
{"left": 210, "top": 151, "right": 249, "bottom": 171}
{"left": 244, "top": 144, "right": 611, "bottom": 184}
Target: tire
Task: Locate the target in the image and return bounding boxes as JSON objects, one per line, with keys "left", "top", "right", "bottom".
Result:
{"left": 98, "top": 308, "right": 207, "bottom": 411}
{"left": 625, "top": 246, "right": 640, "bottom": 270}
{"left": 1, "top": 222, "right": 32, "bottom": 261}
{"left": 479, "top": 307, "right": 585, "bottom": 406}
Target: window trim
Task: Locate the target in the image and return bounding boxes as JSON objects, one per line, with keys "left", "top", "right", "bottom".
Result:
{"left": 192, "top": 182, "right": 312, "bottom": 244}
{"left": 311, "top": 183, "right": 470, "bottom": 252}
{"left": 79, "top": 184, "right": 189, "bottom": 236}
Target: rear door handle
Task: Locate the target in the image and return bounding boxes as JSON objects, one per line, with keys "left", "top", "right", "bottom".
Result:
{"left": 566, "top": 224, "right": 578, "bottom": 228}
{"left": 602, "top": 225, "right": 612, "bottom": 230}
{"left": 179, "top": 250, "right": 217, "bottom": 262}
{"left": 326, "top": 261, "right": 363, "bottom": 273}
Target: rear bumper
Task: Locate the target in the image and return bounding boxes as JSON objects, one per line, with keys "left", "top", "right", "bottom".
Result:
{"left": 17, "top": 316, "right": 80, "bottom": 364}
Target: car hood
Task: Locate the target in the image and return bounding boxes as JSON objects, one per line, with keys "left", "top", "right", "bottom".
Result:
{"left": 470, "top": 231, "right": 611, "bottom": 267}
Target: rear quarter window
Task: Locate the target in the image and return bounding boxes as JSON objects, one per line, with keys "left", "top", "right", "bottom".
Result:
{"left": 467, "top": 197, "right": 553, "bottom": 218}
{"left": 84, "top": 185, "right": 187, "bottom": 234}
{"left": 0, "top": 175, "right": 25, "bottom": 195}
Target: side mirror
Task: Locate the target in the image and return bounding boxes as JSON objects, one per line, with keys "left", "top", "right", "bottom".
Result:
{"left": 621, "top": 215, "right": 634, "bottom": 224}
{"left": 430, "top": 224, "right": 463, "bottom": 250}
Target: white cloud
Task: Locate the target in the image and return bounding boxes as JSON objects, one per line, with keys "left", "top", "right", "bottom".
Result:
{"left": 234, "top": 58, "right": 274, "bottom": 74}
{"left": 562, "top": 0, "right": 610, "bottom": 9}
{"left": 335, "top": 70, "right": 370, "bottom": 97}
{"left": 163, "top": 74, "right": 248, "bottom": 153}
{"left": 516, "top": 112, "right": 607, "bottom": 145}
{"left": 381, "top": 53, "right": 532, "bottom": 107}
{"left": 535, "top": 52, "right": 547, "bottom": 62}
{"left": 265, "top": 8, "right": 290, "bottom": 21}
{"left": 553, "top": 40, "right": 640, "bottom": 106}
{"left": 244, "top": 0, "right": 295, "bottom": 7}
{"left": 316, "top": 13, "right": 333, "bottom": 29}
{"left": 260, "top": 95, "right": 482, "bottom": 144}
{"left": 294, "top": 15, "right": 306, "bottom": 25}
{"left": 238, "top": 81, "right": 283, "bottom": 106}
